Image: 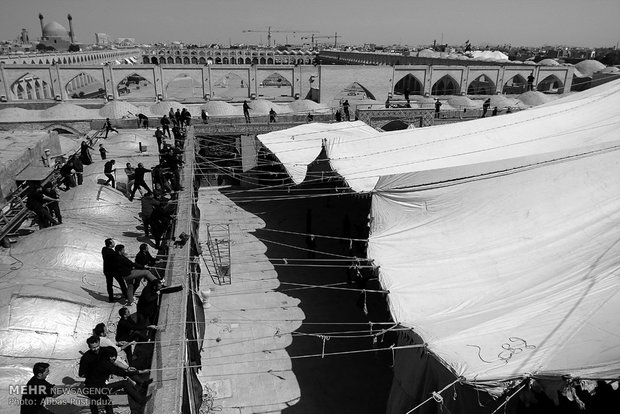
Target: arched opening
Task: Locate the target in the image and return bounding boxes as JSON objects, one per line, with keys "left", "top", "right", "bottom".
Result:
{"left": 431, "top": 75, "right": 460, "bottom": 95}
{"left": 223, "top": 57, "right": 229, "bottom": 64}
{"left": 199, "top": 57, "right": 206, "bottom": 64}
{"left": 245, "top": 57, "right": 252, "bottom": 64}
{"left": 117, "top": 73, "right": 156, "bottom": 100}
{"left": 183, "top": 57, "right": 190, "bottom": 64}
{"left": 143, "top": 57, "right": 150, "bottom": 64}
{"left": 191, "top": 57, "right": 198, "bottom": 64}
{"left": 467, "top": 74, "right": 496, "bottom": 95}
{"left": 167, "top": 57, "right": 175, "bottom": 64}
{"left": 502, "top": 75, "right": 527, "bottom": 94}
{"left": 260, "top": 57, "right": 266, "bottom": 64}
{"left": 238, "top": 58, "right": 244, "bottom": 64}
{"left": 65, "top": 72, "right": 105, "bottom": 99}
{"left": 159, "top": 57, "right": 166, "bottom": 64}
{"left": 215, "top": 57, "right": 222, "bottom": 64}
{"left": 252, "top": 57, "right": 259, "bottom": 64}
{"left": 207, "top": 58, "right": 213, "bottom": 65}
{"left": 394, "top": 74, "right": 423, "bottom": 97}
{"left": 213, "top": 72, "right": 249, "bottom": 99}
{"left": 381, "top": 120, "right": 410, "bottom": 131}
{"left": 537, "top": 75, "right": 564, "bottom": 94}
{"left": 151, "top": 57, "right": 158, "bottom": 64}
{"left": 175, "top": 57, "right": 182, "bottom": 64}
{"left": 334, "top": 82, "right": 377, "bottom": 101}
{"left": 259, "top": 72, "right": 293, "bottom": 98}
{"left": 267, "top": 58, "right": 274, "bottom": 64}
{"left": 165, "top": 74, "right": 201, "bottom": 101}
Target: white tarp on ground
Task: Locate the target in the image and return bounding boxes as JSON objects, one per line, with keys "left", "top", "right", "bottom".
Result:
{"left": 256, "top": 80, "right": 620, "bottom": 388}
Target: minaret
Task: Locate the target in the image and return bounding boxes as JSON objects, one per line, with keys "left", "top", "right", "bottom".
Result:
{"left": 67, "top": 13, "right": 74, "bottom": 43}
{"left": 39, "top": 13, "right": 45, "bottom": 39}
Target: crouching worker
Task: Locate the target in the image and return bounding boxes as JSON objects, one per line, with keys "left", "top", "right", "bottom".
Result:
{"left": 110, "top": 244, "right": 158, "bottom": 305}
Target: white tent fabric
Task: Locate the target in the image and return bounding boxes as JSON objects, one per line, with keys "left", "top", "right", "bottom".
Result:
{"left": 257, "top": 121, "right": 378, "bottom": 185}
{"left": 255, "top": 80, "right": 620, "bottom": 390}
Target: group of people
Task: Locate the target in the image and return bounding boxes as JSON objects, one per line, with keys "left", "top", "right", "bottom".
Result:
{"left": 20, "top": 312, "right": 159, "bottom": 413}
{"left": 102, "top": 238, "right": 164, "bottom": 305}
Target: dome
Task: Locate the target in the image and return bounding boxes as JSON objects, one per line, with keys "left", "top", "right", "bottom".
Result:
{"left": 538, "top": 59, "right": 560, "bottom": 66}
{"left": 574, "top": 60, "right": 606, "bottom": 77}
{"left": 201, "top": 101, "right": 240, "bottom": 116}
{"left": 150, "top": 100, "right": 183, "bottom": 116}
{"left": 43, "top": 21, "right": 69, "bottom": 38}
{"left": 447, "top": 96, "right": 479, "bottom": 109}
{"left": 99, "top": 101, "right": 139, "bottom": 119}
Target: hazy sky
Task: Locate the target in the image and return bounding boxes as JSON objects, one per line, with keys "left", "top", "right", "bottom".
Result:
{"left": 1, "top": 0, "right": 619, "bottom": 48}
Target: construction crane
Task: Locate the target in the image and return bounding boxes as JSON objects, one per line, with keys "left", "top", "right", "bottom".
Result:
{"left": 242, "top": 27, "right": 319, "bottom": 48}
{"left": 301, "top": 33, "right": 342, "bottom": 49}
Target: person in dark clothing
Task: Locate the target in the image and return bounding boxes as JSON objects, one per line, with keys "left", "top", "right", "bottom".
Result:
{"left": 482, "top": 98, "right": 491, "bottom": 117}
{"left": 140, "top": 195, "right": 159, "bottom": 238}
{"left": 154, "top": 127, "right": 164, "bottom": 152}
{"left": 306, "top": 112, "right": 314, "bottom": 122}
{"left": 181, "top": 108, "right": 191, "bottom": 126}
{"left": 115, "top": 307, "right": 159, "bottom": 365}
{"left": 102, "top": 238, "right": 128, "bottom": 302}
{"left": 103, "top": 160, "right": 116, "bottom": 188}
{"left": 404, "top": 88, "right": 410, "bottom": 101}
{"left": 104, "top": 118, "right": 118, "bottom": 139}
{"left": 150, "top": 203, "right": 172, "bottom": 249}
{"left": 42, "top": 184, "right": 61, "bottom": 224}
{"left": 243, "top": 100, "right": 251, "bottom": 123}
{"left": 71, "top": 155, "right": 84, "bottom": 185}
{"left": 174, "top": 109, "right": 182, "bottom": 127}
{"left": 434, "top": 99, "right": 442, "bottom": 118}
{"left": 269, "top": 108, "right": 277, "bottom": 123}
{"left": 99, "top": 144, "right": 108, "bottom": 160}
{"left": 79, "top": 336, "right": 147, "bottom": 414}
{"left": 135, "top": 243, "right": 161, "bottom": 280}
{"left": 137, "top": 279, "right": 162, "bottom": 325}
{"left": 111, "top": 244, "right": 158, "bottom": 304}
{"left": 129, "top": 163, "right": 152, "bottom": 201}
{"left": 20, "top": 362, "right": 67, "bottom": 414}
{"left": 335, "top": 109, "right": 342, "bottom": 122}
{"left": 59, "top": 160, "right": 76, "bottom": 189}
{"left": 80, "top": 141, "right": 94, "bottom": 165}
{"left": 26, "top": 185, "right": 58, "bottom": 228}
{"left": 168, "top": 108, "right": 176, "bottom": 127}
{"left": 492, "top": 106, "right": 499, "bottom": 116}
{"left": 342, "top": 100, "right": 350, "bottom": 121}
{"left": 201, "top": 109, "right": 209, "bottom": 124}
{"left": 137, "top": 113, "right": 148, "bottom": 128}
{"left": 527, "top": 72, "right": 535, "bottom": 91}
{"left": 160, "top": 115, "right": 171, "bottom": 138}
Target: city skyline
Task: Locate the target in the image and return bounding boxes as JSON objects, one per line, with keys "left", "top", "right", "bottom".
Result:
{"left": 0, "top": 0, "right": 619, "bottom": 48}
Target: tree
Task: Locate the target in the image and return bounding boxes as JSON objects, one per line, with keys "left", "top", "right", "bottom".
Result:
{"left": 68, "top": 44, "right": 81, "bottom": 52}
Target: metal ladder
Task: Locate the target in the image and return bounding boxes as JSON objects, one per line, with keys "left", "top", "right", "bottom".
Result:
{"left": 202, "top": 224, "right": 231, "bottom": 285}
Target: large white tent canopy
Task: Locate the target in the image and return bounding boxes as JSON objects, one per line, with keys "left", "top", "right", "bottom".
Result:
{"left": 257, "top": 80, "right": 620, "bottom": 391}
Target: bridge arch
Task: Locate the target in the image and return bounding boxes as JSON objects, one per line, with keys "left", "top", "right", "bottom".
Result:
{"left": 431, "top": 75, "right": 460, "bottom": 95}
{"left": 467, "top": 74, "right": 495, "bottom": 95}
{"left": 537, "top": 75, "right": 564, "bottom": 94}
{"left": 45, "top": 123, "right": 82, "bottom": 135}
{"left": 503, "top": 74, "right": 527, "bottom": 94}
{"left": 394, "top": 73, "right": 423, "bottom": 97}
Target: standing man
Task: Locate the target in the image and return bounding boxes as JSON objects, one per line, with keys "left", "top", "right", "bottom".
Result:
{"left": 269, "top": 108, "right": 277, "bottom": 123}
{"left": 124, "top": 163, "right": 135, "bottom": 197}
{"left": 154, "top": 127, "right": 164, "bottom": 153}
{"left": 243, "top": 100, "right": 251, "bottom": 123}
{"left": 201, "top": 109, "right": 209, "bottom": 124}
{"left": 20, "top": 362, "right": 67, "bottom": 414}
{"left": 129, "top": 163, "right": 152, "bottom": 201}
{"left": 102, "top": 238, "right": 128, "bottom": 303}
{"left": 527, "top": 71, "right": 535, "bottom": 91}
{"left": 116, "top": 307, "right": 159, "bottom": 365}
{"left": 160, "top": 115, "right": 171, "bottom": 138}
{"left": 342, "top": 100, "right": 350, "bottom": 121}
{"left": 71, "top": 155, "right": 84, "bottom": 185}
{"left": 104, "top": 118, "right": 118, "bottom": 139}
{"left": 140, "top": 194, "right": 159, "bottom": 238}
{"left": 481, "top": 98, "right": 491, "bottom": 118}
{"left": 434, "top": 99, "right": 442, "bottom": 119}
{"left": 103, "top": 160, "right": 116, "bottom": 188}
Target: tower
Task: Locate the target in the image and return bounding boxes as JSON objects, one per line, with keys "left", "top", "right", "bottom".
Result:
{"left": 39, "top": 13, "right": 45, "bottom": 39}
{"left": 67, "top": 14, "right": 74, "bottom": 43}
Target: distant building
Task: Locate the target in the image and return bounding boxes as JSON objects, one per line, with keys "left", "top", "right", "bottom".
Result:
{"left": 19, "top": 29, "right": 30, "bottom": 44}
{"left": 115, "top": 38, "right": 136, "bottom": 47}
{"left": 95, "top": 33, "right": 112, "bottom": 45}
{"left": 37, "top": 13, "right": 78, "bottom": 51}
